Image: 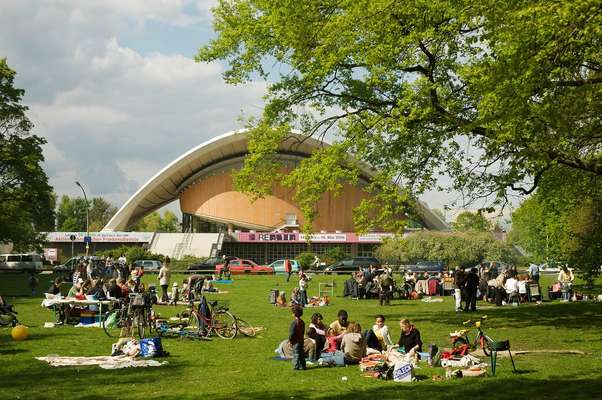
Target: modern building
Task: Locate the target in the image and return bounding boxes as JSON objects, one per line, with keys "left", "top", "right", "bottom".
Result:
{"left": 101, "top": 130, "right": 447, "bottom": 263}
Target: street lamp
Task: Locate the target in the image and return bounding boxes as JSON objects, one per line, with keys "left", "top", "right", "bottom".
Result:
{"left": 75, "top": 181, "right": 90, "bottom": 256}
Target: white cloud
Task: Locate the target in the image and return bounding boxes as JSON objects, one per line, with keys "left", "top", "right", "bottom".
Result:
{"left": 0, "top": 1, "right": 266, "bottom": 214}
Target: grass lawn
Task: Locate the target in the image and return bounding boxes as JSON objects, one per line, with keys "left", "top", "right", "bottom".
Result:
{"left": 1, "top": 271, "right": 601, "bottom": 399}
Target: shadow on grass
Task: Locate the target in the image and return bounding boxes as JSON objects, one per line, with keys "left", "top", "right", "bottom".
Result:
{"left": 234, "top": 375, "right": 602, "bottom": 400}
{"left": 409, "top": 301, "right": 602, "bottom": 332}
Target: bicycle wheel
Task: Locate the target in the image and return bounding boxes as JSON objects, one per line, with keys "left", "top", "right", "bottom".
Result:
{"left": 103, "top": 309, "right": 130, "bottom": 338}
{"left": 133, "top": 309, "right": 146, "bottom": 339}
{"left": 212, "top": 311, "right": 237, "bottom": 339}
{"left": 235, "top": 318, "right": 256, "bottom": 337}
{"left": 479, "top": 333, "right": 494, "bottom": 356}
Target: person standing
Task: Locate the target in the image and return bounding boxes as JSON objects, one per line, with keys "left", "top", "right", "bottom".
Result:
{"left": 158, "top": 259, "right": 171, "bottom": 303}
{"left": 85, "top": 260, "right": 94, "bottom": 280}
{"left": 219, "top": 255, "right": 232, "bottom": 280}
{"left": 528, "top": 263, "right": 540, "bottom": 283}
{"left": 453, "top": 267, "right": 466, "bottom": 312}
{"left": 299, "top": 273, "right": 308, "bottom": 306}
{"left": 289, "top": 305, "right": 306, "bottom": 370}
{"left": 465, "top": 268, "right": 480, "bottom": 312}
{"left": 284, "top": 258, "right": 293, "bottom": 282}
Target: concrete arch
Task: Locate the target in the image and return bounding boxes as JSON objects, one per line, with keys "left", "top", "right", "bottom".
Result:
{"left": 103, "top": 129, "right": 447, "bottom": 231}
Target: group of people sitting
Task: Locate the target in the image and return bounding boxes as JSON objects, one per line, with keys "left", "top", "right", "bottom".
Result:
{"left": 277, "top": 308, "right": 423, "bottom": 370}
{"left": 344, "top": 265, "right": 395, "bottom": 305}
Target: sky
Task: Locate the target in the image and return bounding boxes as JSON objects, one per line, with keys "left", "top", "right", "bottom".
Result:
{"left": 0, "top": 0, "right": 475, "bottom": 224}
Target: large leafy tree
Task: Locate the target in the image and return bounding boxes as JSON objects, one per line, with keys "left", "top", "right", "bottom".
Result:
{"left": 0, "top": 58, "right": 54, "bottom": 250}
{"left": 55, "top": 195, "right": 117, "bottom": 232}
{"left": 510, "top": 165, "right": 602, "bottom": 278}
{"left": 131, "top": 210, "right": 180, "bottom": 233}
{"left": 197, "top": 0, "right": 602, "bottom": 231}
{"left": 452, "top": 211, "right": 491, "bottom": 232}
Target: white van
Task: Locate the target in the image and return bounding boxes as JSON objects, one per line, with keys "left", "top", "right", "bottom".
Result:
{"left": 0, "top": 254, "right": 43, "bottom": 271}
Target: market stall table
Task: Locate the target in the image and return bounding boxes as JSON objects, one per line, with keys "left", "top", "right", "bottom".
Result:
{"left": 41, "top": 297, "right": 116, "bottom": 325}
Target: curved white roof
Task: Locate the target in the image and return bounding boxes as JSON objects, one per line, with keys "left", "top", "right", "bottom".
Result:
{"left": 103, "top": 129, "right": 448, "bottom": 231}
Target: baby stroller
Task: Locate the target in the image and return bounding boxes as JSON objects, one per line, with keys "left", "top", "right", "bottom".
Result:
{"left": 0, "top": 302, "right": 19, "bottom": 327}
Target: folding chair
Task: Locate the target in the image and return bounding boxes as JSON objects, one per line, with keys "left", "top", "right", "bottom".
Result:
{"left": 319, "top": 281, "right": 335, "bottom": 298}
{"left": 490, "top": 340, "right": 517, "bottom": 376}
{"left": 528, "top": 284, "right": 541, "bottom": 302}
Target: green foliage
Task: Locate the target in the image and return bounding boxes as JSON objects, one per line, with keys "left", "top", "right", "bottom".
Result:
{"left": 198, "top": 0, "right": 602, "bottom": 224}
{"left": 322, "top": 246, "right": 349, "bottom": 266}
{"left": 55, "top": 195, "right": 117, "bottom": 232}
{"left": 0, "top": 59, "right": 54, "bottom": 250}
{"left": 95, "top": 246, "right": 161, "bottom": 263}
{"left": 452, "top": 211, "right": 491, "bottom": 232}
{"left": 510, "top": 166, "right": 602, "bottom": 280}
{"left": 170, "top": 255, "right": 205, "bottom": 271}
{"left": 131, "top": 210, "right": 180, "bottom": 232}
{"left": 295, "top": 251, "right": 316, "bottom": 270}
{"left": 376, "top": 231, "right": 516, "bottom": 268}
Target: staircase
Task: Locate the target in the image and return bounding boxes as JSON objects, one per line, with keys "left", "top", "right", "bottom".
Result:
{"left": 209, "top": 232, "right": 225, "bottom": 257}
{"left": 172, "top": 230, "right": 193, "bottom": 260}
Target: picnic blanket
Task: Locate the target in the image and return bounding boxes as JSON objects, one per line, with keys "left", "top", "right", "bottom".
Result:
{"left": 36, "top": 355, "right": 167, "bottom": 369}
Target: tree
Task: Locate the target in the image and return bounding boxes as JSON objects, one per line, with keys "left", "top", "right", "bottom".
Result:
{"left": 197, "top": 1, "right": 602, "bottom": 230}
{"left": 376, "top": 231, "right": 516, "bottom": 268}
{"left": 55, "top": 195, "right": 117, "bottom": 232}
{"left": 131, "top": 210, "right": 180, "bottom": 232}
{"left": 510, "top": 165, "right": 601, "bottom": 281}
{"left": 0, "top": 59, "right": 54, "bottom": 250}
{"left": 452, "top": 211, "right": 491, "bottom": 232}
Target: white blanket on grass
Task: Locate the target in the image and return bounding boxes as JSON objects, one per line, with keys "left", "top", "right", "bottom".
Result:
{"left": 36, "top": 355, "right": 167, "bottom": 369}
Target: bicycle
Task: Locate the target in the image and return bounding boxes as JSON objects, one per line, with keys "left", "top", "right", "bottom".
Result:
{"left": 186, "top": 297, "right": 238, "bottom": 339}
{"left": 103, "top": 292, "right": 154, "bottom": 339}
{"left": 451, "top": 315, "right": 494, "bottom": 356}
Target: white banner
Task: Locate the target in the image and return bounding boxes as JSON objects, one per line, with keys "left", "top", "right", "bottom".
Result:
{"left": 299, "top": 233, "right": 347, "bottom": 242}
{"left": 45, "top": 232, "right": 154, "bottom": 243}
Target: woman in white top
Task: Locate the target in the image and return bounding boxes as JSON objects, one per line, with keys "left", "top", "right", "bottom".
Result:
{"left": 365, "top": 314, "right": 393, "bottom": 353}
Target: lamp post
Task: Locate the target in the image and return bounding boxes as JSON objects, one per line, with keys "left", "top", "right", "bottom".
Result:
{"left": 75, "top": 181, "right": 90, "bottom": 256}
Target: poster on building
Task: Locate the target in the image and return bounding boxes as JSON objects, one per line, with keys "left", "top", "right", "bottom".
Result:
{"left": 46, "top": 232, "right": 155, "bottom": 243}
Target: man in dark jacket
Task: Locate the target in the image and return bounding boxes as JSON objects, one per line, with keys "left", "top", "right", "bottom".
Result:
{"left": 465, "top": 268, "right": 480, "bottom": 311}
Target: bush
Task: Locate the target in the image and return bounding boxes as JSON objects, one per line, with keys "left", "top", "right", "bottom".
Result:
{"left": 296, "top": 252, "right": 316, "bottom": 270}
{"left": 171, "top": 255, "right": 205, "bottom": 271}
{"left": 94, "top": 246, "right": 162, "bottom": 263}
{"left": 321, "top": 247, "right": 349, "bottom": 266}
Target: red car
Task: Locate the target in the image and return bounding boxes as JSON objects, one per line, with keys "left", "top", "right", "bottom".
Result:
{"left": 215, "top": 259, "right": 274, "bottom": 275}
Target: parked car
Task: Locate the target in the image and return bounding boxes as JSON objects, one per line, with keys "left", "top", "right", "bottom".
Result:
{"left": 324, "top": 257, "right": 381, "bottom": 274}
{"left": 268, "top": 259, "right": 300, "bottom": 274}
{"left": 0, "top": 253, "right": 43, "bottom": 271}
{"left": 53, "top": 256, "right": 105, "bottom": 273}
{"left": 215, "top": 259, "right": 274, "bottom": 275}
{"left": 187, "top": 257, "right": 222, "bottom": 274}
{"left": 539, "top": 262, "right": 564, "bottom": 274}
{"left": 132, "top": 259, "right": 162, "bottom": 272}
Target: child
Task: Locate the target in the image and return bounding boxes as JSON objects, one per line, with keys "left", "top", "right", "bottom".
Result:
{"left": 291, "top": 287, "right": 302, "bottom": 306}
{"left": 170, "top": 283, "right": 179, "bottom": 306}
{"left": 299, "top": 273, "right": 308, "bottom": 306}
{"left": 289, "top": 305, "right": 306, "bottom": 370}
{"left": 325, "top": 327, "right": 341, "bottom": 352}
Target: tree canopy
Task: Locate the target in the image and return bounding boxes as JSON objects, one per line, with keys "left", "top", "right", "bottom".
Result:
{"left": 452, "top": 211, "right": 491, "bottom": 232}
{"left": 510, "top": 165, "right": 601, "bottom": 276}
{"left": 198, "top": 0, "right": 602, "bottom": 231}
{"left": 131, "top": 210, "right": 180, "bottom": 233}
{"left": 0, "top": 58, "right": 54, "bottom": 250}
{"left": 55, "top": 195, "right": 117, "bottom": 232}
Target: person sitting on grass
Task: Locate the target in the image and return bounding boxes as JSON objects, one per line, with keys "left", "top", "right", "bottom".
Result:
{"left": 289, "top": 305, "right": 306, "bottom": 370}
{"left": 398, "top": 318, "right": 422, "bottom": 358}
{"left": 365, "top": 314, "right": 393, "bottom": 353}
{"left": 341, "top": 321, "right": 366, "bottom": 365}
{"left": 307, "top": 313, "right": 327, "bottom": 354}
{"left": 329, "top": 309, "right": 349, "bottom": 336}
{"left": 290, "top": 287, "right": 302, "bottom": 306}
